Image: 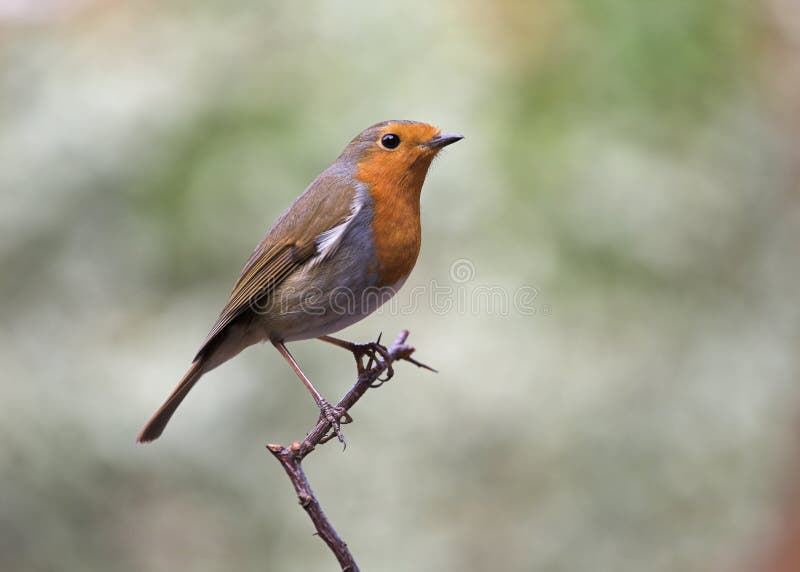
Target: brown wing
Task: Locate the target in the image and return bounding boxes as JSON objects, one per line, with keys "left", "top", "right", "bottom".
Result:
{"left": 195, "top": 169, "right": 360, "bottom": 357}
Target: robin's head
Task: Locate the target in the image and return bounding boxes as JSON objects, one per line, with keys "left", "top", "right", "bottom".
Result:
{"left": 334, "top": 120, "right": 461, "bottom": 286}
{"left": 340, "top": 120, "right": 462, "bottom": 189}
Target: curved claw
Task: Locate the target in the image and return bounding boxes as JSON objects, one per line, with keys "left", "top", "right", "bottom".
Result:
{"left": 362, "top": 340, "right": 394, "bottom": 381}
{"left": 318, "top": 400, "right": 347, "bottom": 448}
{"left": 319, "top": 333, "right": 414, "bottom": 385}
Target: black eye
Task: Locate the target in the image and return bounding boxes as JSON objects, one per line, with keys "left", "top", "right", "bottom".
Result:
{"left": 380, "top": 133, "right": 401, "bottom": 149}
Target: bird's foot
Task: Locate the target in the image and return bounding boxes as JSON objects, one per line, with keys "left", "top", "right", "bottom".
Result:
{"left": 352, "top": 334, "right": 394, "bottom": 384}
{"left": 317, "top": 400, "right": 352, "bottom": 447}
{"left": 318, "top": 332, "right": 436, "bottom": 383}
{"left": 318, "top": 333, "right": 394, "bottom": 380}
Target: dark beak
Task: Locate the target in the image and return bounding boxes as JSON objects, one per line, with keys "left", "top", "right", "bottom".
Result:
{"left": 423, "top": 133, "right": 464, "bottom": 150}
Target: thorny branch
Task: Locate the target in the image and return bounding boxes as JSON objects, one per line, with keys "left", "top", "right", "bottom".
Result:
{"left": 266, "top": 330, "right": 431, "bottom": 572}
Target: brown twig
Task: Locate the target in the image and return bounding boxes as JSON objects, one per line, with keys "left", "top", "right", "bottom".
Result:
{"left": 266, "top": 330, "right": 429, "bottom": 571}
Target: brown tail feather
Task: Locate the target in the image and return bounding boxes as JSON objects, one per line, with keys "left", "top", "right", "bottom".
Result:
{"left": 137, "top": 359, "right": 205, "bottom": 443}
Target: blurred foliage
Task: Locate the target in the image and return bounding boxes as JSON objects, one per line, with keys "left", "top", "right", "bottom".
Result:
{"left": 2, "top": 1, "right": 799, "bottom": 571}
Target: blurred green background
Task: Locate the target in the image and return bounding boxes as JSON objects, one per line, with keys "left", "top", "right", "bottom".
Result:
{"left": 3, "top": 1, "right": 800, "bottom": 571}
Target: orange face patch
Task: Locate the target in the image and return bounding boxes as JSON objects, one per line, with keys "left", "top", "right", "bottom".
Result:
{"left": 355, "top": 122, "right": 443, "bottom": 286}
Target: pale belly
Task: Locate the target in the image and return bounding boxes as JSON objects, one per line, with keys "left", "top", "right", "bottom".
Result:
{"left": 246, "top": 214, "right": 411, "bottom": 342}
{"left": 257, "top": 273, "right": 408, "bottom": 342}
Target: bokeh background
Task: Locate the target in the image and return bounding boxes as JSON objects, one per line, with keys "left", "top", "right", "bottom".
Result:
{"left": 3, "top": 1, "right": 800, "bottom": 571}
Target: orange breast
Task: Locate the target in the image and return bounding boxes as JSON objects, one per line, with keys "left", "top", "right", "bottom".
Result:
{"left": 356, "top": 151, "right": 433, "bottom": 287}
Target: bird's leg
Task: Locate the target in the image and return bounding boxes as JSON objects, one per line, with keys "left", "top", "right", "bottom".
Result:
{"left": 318, "top": 334, "right": 394, "bottom": 380}
{"left": 272, "top": 341, "right": 347, "bottom": 446}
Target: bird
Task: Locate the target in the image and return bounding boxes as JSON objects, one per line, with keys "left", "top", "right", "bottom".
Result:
{"left": 137, "top": 120, "right": 462, "bottom": 443}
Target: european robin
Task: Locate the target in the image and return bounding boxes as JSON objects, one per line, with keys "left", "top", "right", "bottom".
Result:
{"left": 137, "top": 120, "right": 462, "bottom": 443}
